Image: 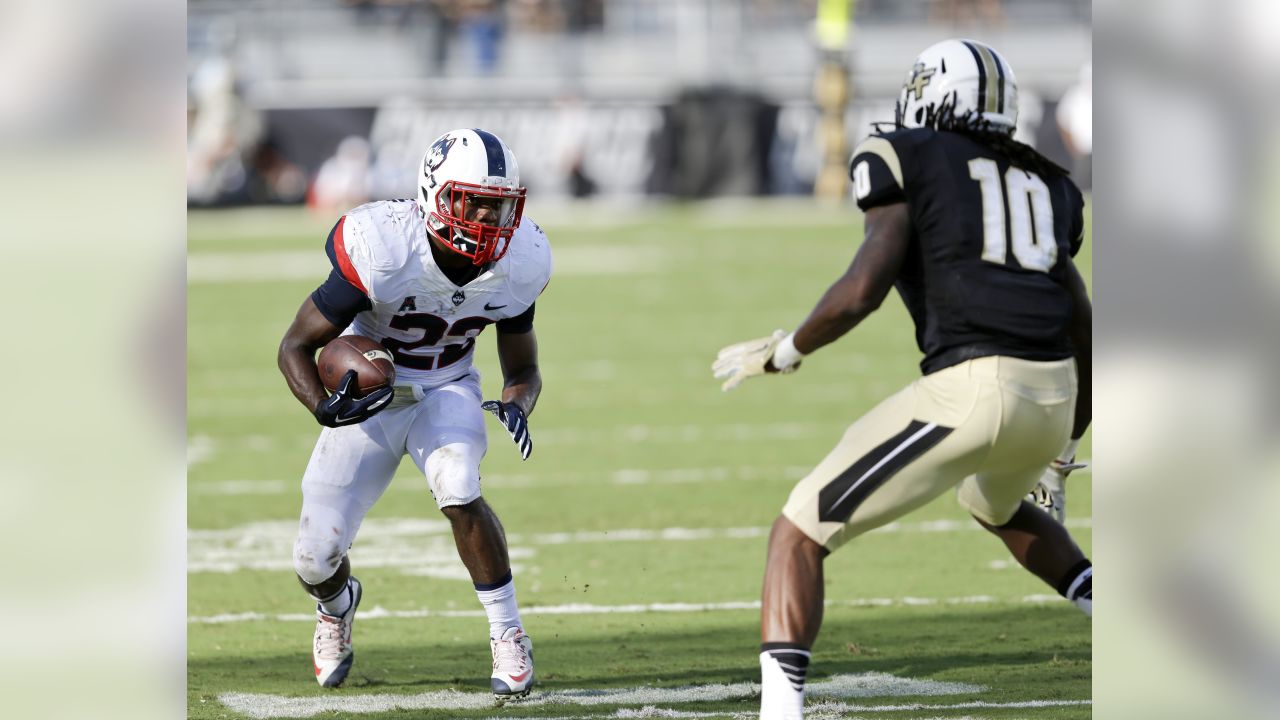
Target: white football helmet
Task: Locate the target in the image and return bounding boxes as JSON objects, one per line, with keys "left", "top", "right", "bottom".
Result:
{"left": 895, "top": 39, "right": 1018, "bottom": 135}
{"left": 417, "top": 128, "right": 526, "bottom": 265}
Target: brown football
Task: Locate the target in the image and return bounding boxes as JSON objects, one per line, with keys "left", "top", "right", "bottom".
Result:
{"left": 317, "top": 335, "right": 396, "bottom": 397}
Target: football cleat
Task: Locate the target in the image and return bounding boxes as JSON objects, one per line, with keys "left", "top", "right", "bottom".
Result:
{"left": 312, "top": 577, "right": 362, "bottom": 688}
{"left": 490, "top": 626, "right": 535, "bottom": 701}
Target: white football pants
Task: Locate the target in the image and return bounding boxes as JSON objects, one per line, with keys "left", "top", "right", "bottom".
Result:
{"left": 293, "top": 371, "right": 488, "bottom": 585}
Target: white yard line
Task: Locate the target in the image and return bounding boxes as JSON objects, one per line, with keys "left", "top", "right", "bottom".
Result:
{"left": 186, "top": 422, "right": 838, "bottom": 450}
{"left": 217, "top": 672, "right": 988, "bottom": 718}
{"left": 189, "top": 594, "right": 1065, "bottom": 625}
{"left": 470, "top": 701, "right": 1093, "bottom": 720}
{"left": 188, "top": 465, "right": 815, "bottom": 494}
{"left": 187, "top": 517, "right": 1091, "bottom": 575}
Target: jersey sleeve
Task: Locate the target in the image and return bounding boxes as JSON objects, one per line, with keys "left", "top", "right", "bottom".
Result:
{"left": 504, "top": 217, "right": 553, "bottom": 306}
{"left": 496, "top": 302, "right": 535, "bottom": 334}
{"left": 849, "top": 135, "right": 907, "bottom": 211}
{"left": 311, "top": 269, "right": 372, "bottom": 328}
{"left": 323, "top": 216, "right": 369, "bottom": 294}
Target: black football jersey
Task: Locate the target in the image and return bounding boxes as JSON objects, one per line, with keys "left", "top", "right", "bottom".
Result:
{"left": 849, "top": 128, "right": 1086, "bottom": 374}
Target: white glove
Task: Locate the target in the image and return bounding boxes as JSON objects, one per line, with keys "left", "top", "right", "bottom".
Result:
{"left": 1028, "top": 456, "right": 1087, "bottom": 524}
{"left": 712, "top": 330, "right": 797, "bottom": 392}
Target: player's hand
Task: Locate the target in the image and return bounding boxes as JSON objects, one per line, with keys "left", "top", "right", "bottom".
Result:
{"left": 711, "top": 330, "right": 798, "bottom": 392}
{"left": 482, "top": 400, "right": 532, "bottom": 460}
{"left": 1027, "top": 456, "right": 1087, "bottom": 523}
{"left": 313, "top": 369, "right": 394, "bottom": 428}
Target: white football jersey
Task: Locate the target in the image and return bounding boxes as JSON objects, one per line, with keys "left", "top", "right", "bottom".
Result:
{"left": 330, "top": 199, "right": 552, "bottom": 387}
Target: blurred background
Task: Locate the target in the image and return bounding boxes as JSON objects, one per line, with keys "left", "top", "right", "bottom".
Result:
{"left": 186, "top": 0, "right": 1092, "bottom": 212}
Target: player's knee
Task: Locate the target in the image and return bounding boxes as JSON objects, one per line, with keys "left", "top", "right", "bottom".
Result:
{"left": 425, "top": 442, "right": 482, "bottom": 508}
{"left": 293, "top": 507, "right": 349, "bottom": 585}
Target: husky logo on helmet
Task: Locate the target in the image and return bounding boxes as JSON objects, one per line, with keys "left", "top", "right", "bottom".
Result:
{"left": 895, "top": 39, "right": 1019, "bottom": 136}
{"left": 422, "top": 135, "right": 457, "bottom": 190}
{"left": 416, "top": 128, "right": 528, "bottom": 267}
{"left": 424, "top": 135, "right": 456, "bottom": 174}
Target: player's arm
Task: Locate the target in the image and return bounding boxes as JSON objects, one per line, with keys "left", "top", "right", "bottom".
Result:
{"left": 713, "top": 135, "right": 910, "bottom": 392}
{"left": 788, "top": 202, "right": 911, "bottom": 358}
{"left": 278, "top": 296, "right": 347, "bottom": 413}
{"left": 711, "top": 203, "right": 910, "bottom": 391}
{"left": 1027, "top": 258, "right": 1092, "bottom": 521}
{"left": 482, "top": 306, "right": 540, "bottom": 460}
{"left": 1065, "top": 259, "right": 1091, "bottom": 439}
{"left": 278, "top": 269, "right": 382, "bottom": 426}
{"left": 494, "top": 328, "right": 541, "bottom": 417}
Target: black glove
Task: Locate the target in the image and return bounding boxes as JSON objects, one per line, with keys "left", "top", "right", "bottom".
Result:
{"left": 481, "top": 400, "right": 532, "bottom": 460}
{"left": 314, "top": 369, "right": 394, "bottom": 428}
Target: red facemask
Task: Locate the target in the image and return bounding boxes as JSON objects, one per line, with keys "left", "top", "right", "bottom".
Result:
{"left": 428, "top": 180, "right": 527, "bottom": 265}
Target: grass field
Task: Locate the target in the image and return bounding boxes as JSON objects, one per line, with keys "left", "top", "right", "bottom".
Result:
{"left": 188, "top": 200, "right": 1092, "bottom": 719}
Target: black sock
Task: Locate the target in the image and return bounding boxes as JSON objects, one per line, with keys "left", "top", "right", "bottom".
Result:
{"left": 1056, "top": 559, "right": 1093, "bottom": 602}
{"left": 761, "top": 642, "right": 811, "bottom": 691}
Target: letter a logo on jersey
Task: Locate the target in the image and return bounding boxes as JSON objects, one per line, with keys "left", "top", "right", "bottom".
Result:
{"left": 398, "top": 296, "right": 417, "bottom": 312}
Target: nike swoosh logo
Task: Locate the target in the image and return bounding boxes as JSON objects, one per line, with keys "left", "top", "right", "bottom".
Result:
{"left": 484, "top": 302, "right": 508, "bottom": 311}
{"left": 509, "top": 670, "right": 531, "bottom": 683}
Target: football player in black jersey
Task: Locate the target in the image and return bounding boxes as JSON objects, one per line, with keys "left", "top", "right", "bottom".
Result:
{"left": 712, "top": 39, "right": 1093, "bottom": 719}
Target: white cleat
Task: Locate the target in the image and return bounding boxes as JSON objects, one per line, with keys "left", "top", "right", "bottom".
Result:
{"left": 490, "top": 626, "right": 534, "bottom": 701}
{"left": 312, "top": 577, "right": 362, "bottom": 688}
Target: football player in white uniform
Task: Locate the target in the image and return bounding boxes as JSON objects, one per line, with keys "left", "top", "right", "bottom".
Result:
{"left": 278, "top": 129, "right": 550, "bottom": 699}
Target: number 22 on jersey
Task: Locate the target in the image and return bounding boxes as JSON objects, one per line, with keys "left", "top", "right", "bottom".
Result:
{"left": 968, "top": 158, "right": 1057, "bottom": 272}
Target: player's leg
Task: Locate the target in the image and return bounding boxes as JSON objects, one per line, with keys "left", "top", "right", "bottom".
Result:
{"left": 759, "top": 514, "right": 826, "bottom": 720}
{"left": 760, "top": 368, "right": 990, "bottom": 719}
{"left": 957, "top": 357, "right": 1092, "bottom": 616}
{"left": 974, "top": 502, "right": 1092, "bottom": 615}
{"left": 761, "top": 516, "right": 826, "bottom": 649}
{"left": 295, "top": 410, "right": 410, "bottom": 687}
{"left": 407, "top": 375, "right": 533, "bottom": 700}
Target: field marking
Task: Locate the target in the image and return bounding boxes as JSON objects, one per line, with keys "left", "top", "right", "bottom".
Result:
{"left": 217, "top": 672, "right": 986, "bottom": 718}
{"left": 188, "top": 246, "right": 663, "bottom": 284}
{"left": 188, "top": 465, "right": 816, "bottom": 494}
{"left": 189, "top": 460, "right": 1089, "bottom": 494}
{"left": 187, "top": 517, "right": 1091, "bottom": 575}
{"left": 189, "top": 594, "right": 1066, "bottom": 625}
{"left": 187, "top": 422, "right": 839, "bottom": 449}
{"left": 468, "top": 700, "right": 1093, "bottom": 720}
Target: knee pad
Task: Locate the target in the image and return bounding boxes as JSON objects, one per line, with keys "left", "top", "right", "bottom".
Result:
{"left": 293, "top": 505, "right": 350, "bottom": 585}
{"left": 425, "top": 442, "right": 482, "bottom": 508}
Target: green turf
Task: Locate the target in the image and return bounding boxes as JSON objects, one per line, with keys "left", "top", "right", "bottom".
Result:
{"left": 188, "top": 200, "right": 1092, "bottom": 719}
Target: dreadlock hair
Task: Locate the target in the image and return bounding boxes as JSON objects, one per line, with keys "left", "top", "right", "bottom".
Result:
{"left": 877, "top": 91, "right": 1070, "bottom": 180}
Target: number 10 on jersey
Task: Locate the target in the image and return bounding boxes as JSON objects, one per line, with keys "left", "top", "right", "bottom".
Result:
{"left": 968, "top": 158, "right": 1058, "bottom": 272}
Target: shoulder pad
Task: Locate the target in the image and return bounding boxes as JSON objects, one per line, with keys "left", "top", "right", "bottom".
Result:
{"left": 850, "top": 132, "right": 921, "bottom": 210}
{"left": 341, "top": 201, "right": 417, "bottom": 301}
{"left": 500, "top": 218, "right": 553, "bottom": 306}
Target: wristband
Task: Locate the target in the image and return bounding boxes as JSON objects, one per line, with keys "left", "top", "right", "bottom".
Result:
{"left": 772, "top": 332, "right": 806, "bottom": 370}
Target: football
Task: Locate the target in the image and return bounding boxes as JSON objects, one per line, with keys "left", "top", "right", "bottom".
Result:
{"left": 317, "top": 335, "right": 396, "bottom": 397}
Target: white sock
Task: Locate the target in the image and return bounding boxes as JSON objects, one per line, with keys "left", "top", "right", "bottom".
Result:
{"left": 1074, "top": 596, "right": 1093, "bottom": 617}
{"left": 318, "top": 579, "right": 353, "bottom": 617}
{"left": 760, "top": 646, "right": 809, "bottom": 720}
{"left": 475, "top": 571, "right": 522, "bottom": 639}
